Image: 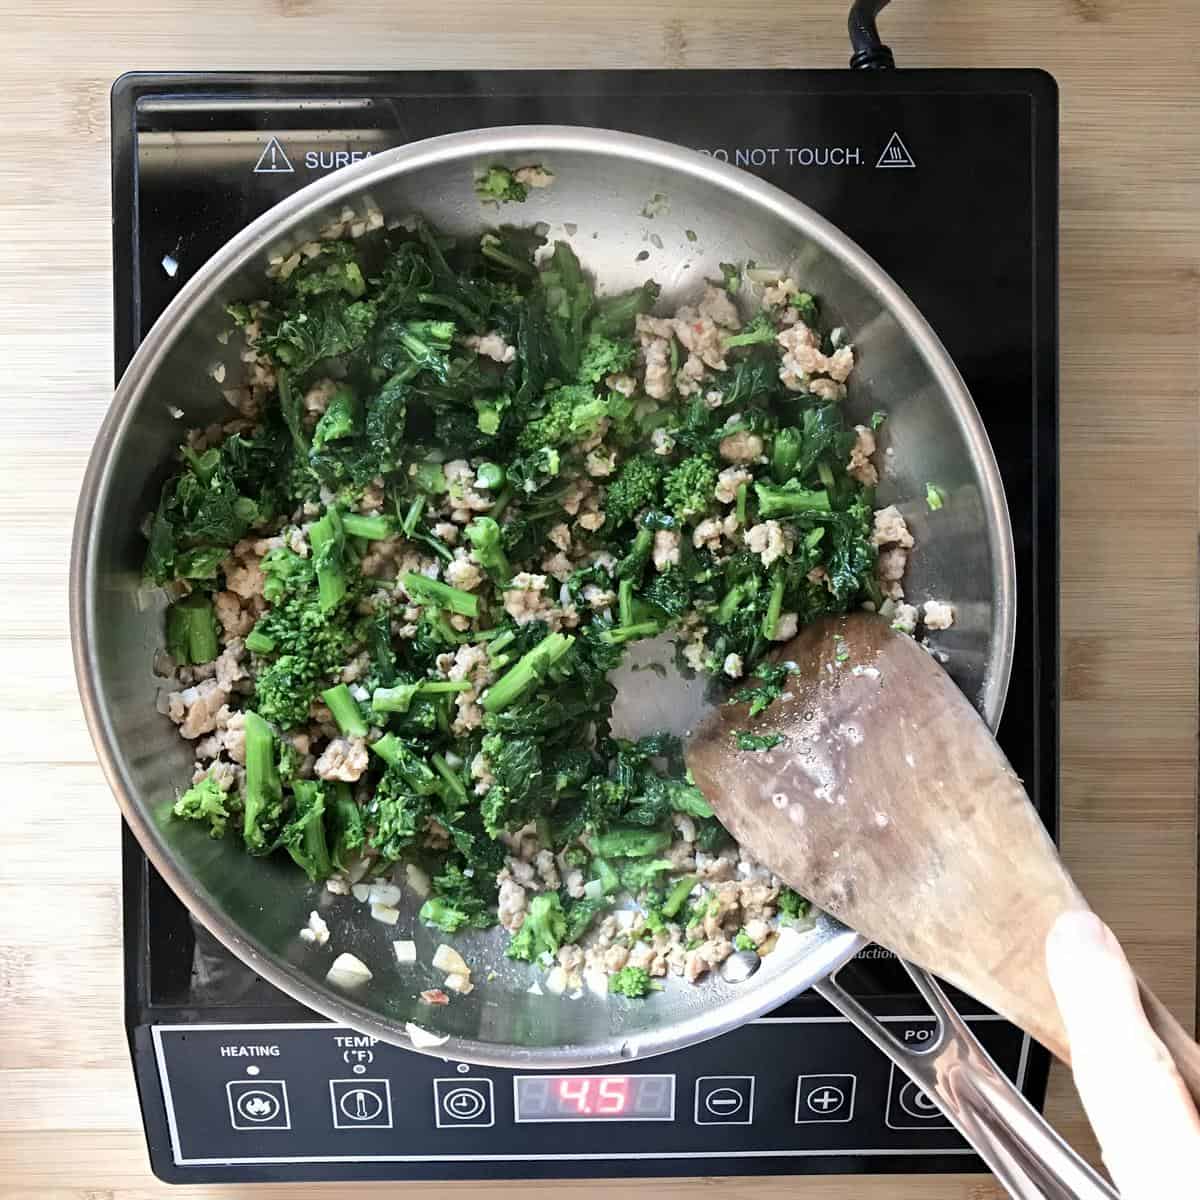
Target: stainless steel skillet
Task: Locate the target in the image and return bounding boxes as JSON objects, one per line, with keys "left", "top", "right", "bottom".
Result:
{"left": 73, "top": 129, "right": 1015, "bottom": 1071}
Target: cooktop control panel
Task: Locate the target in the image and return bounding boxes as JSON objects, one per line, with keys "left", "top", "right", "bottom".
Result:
{"left": 148, "top": 1015, "right": 1028, "bottom": 1177}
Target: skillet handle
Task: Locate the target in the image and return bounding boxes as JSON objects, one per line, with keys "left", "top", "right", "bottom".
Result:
{"left": 812, "top": 962, "right": 1118, "bottom": 1200}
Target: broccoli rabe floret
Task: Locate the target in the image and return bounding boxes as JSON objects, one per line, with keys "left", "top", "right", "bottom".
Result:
{"left": 465, "top": 516, "right": 511, "bottom": 583}
{"left": 311, "top": 385, "right": 359, "bottom": 452}
{"left": 475, "top": 165, "right": 528, "bottom": 204}
{"left": 663, "top": 454, "right": 718, "bottom": 521}
{"left": 172, "top": 775, "right": 231, "bottom": 838}
{"left": 578, "top": 333, "right": 636, "bottom": 384}
{"left": 604, "top": 455, "right": 662, "bottom": 529}
{"left": 506, "top": 892, "right": 568, "bottom": 962}
{"left": 609, "top": 965, "right": 653, "bottom": 998}
{"left": 722, "top": 311, "right": 776, "bottom": 349}
{"left": 777, "top": 887, "right": 811, "bottom": 922}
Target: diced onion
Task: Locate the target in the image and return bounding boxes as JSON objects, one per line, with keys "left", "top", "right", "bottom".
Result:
{"left": 406, "top": 863, "right": 431, "bottom": 898}
{"left": 370, "top": 903, "right": 400, "bottom": 926}
{"left": 351, "top": 883, "right": 371, "bottom": 903}
{"left": 613, "top": 909, "right": 636, "bottom": 931}
{"left": 582, "top": 878, "right": 605, "bottom": 901}
{"left": 432, "top": 944, "right": 469, "bottom": 976}
{"left": 393, "top": 940, "right": 417, "bottom": 964}
{"left": 745, "top": 266, "right": 784, "bottom": 284}
{"left": 326, "top": 953, "right": 373, "bottom": 989}
{"left": 368, "top": 881, "right": 403, "bottom": 908}
{"left": 544, "top": 966, "right": 568, "bottom": 995}
{"left": 584, "top": 967, "right": 610, "bottom": 998}
{"left": 526, "top": 980, "right": 543, "bottom": 996}
{"left": 406, "top": 1022, "right": 449, "bottom": 1049}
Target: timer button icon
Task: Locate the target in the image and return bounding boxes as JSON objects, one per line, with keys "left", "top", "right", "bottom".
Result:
{"left": 434, "top": 1077, "right": 495, "bottom": 1129}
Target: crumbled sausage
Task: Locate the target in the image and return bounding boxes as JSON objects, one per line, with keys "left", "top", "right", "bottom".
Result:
{"left": 463, "top": 331, "right": 516, "bottom": 363}
{"left": 715, "top": 466, "right": 752, "bottom": 504}
{"left": 314, "top": 737, "right": 369, "bottom": 782}
{"left": 746, "top": 520, "right": 789, "bottom": 568}
{"left": 652, "top": 529, "right": 681, "bottom": 570}
{"left": 503, "top": 572, "right": 550, "bottom": 624}
{"left": 847, "top": 424, "right": 878, "bottom": 486}
{"left": 871, "top": 505, "right": 914, "bottom": 549}
{"left": 697, "top": 283, "right": 742, "bottom": 330}
{"left": 166, "top": 679, "right": 230, "bottom": 740}
{"left": 718, "top": 429, "right": 764, "bottom": 464}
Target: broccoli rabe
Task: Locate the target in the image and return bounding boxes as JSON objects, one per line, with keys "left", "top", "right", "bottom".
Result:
{"left": 166, "top": 593, "right": 219, "bottom": 666}
{"left": 173, "top": 775, "right": 231, "bottom": 838}
{"left": 157, "top": 216, "right": 879, "bottom": 990}
{"left": 663, "top": 454, "right": 718, "bottom": 520}
{"left": 604, "top": 455, "right": 662, "bottom": 529}
{"left": 609, "top": 966, "right": 653, "bottom": 998}
{"left": 475, "top": 165, "right": 529, "bottom": 204}
{"left": 465, "top": 516, "right": 511, "bottom": 583}
{"left": 506, "top": 892, "right": 568, "bottom": 962}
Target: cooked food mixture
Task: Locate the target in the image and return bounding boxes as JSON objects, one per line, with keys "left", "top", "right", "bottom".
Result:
{"left": 150, "top": 199, "right": 950, "bottom": 998}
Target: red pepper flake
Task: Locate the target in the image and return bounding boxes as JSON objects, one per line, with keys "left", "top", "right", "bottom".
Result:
{"left": 420, "top": 989, "right": 450, "bottom": 1006}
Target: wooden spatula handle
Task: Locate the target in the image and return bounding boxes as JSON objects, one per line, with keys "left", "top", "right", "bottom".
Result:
{"left": 1136, "top": 981, "right": 1200, "bottom": 1111}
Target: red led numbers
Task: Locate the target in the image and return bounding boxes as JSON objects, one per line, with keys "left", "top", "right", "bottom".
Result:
{"left": 597, "top": 1077, "right": 630, "bottom": 1114}
{"left": 555, "top": 1076, "right": 631, "bottom": 1115}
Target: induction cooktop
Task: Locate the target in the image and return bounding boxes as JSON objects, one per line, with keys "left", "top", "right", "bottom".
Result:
{"left": 112, "top": 65, "right": 1058, "bottom": 1184}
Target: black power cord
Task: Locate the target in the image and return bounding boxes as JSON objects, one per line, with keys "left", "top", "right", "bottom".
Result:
{"left": 848, "top": 0, "right": 896, "bottom": 70}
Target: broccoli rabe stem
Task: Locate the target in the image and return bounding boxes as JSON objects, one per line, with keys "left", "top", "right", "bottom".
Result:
{"left": 617, "top": 577, "right": 635, "bottom": 627}
{"left": 753, "top": 483, "right": 832, "bottom": 520}
{"left": 431, "top": 753, "right": 468, "bottom": 805}
{"left": 309, "top": 506, "right": 347, "bottom": 613}
{"left": 771, "top": 426, "right": 804, "bottom": 483}
{"left": 401, "top": 571, "right": 480, "bottom": 617}
{"left": 371, "top": 679, "right": 470, "bottom": 715}
{"left": 591, "top": 856, "right": 620, "bottom": 895}
{"left": 481, "top": 632, "right": 575, "bottom": 713}
{"left": 244, "top": 628, "right": 276, "bottom": 654}
{"left": 287, "top": 780, "right": 333, "bottom": 882}
{"left": 662, "top": 874, "right": 697, "bottom": 918}
{"left": 341, "top": 512, "right": 394, "bottom": 540}
{"left": 616, "top": 526, "right": 654, "bottom": 580}
{"left": 243, "top": 710, "right": 282, "bottom": 854}
{"left": 762, "top": 571, "right": 785, "bottom": 640}
{"left": 600, "top": 620, "right": 660, "bottom": 645}
{"left": 166, "top": 593, "right": 219, "bottom": 666}
{"left": 329, "top": 782, "right": 365, "bottom": 871}
{"left": 321, "top": 683, "right": 368, "bottom": 738}
{"left": 589, "top": 827, "right": 672, "bottom": 859}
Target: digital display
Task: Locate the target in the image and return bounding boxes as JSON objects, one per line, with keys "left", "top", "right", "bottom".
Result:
{"left": 513, "top": 1074, "right": 675, "bottom": 1122}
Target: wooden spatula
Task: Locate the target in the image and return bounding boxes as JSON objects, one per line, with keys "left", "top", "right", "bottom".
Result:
{"left": 686, "top": 611, "right": 1200, "bottom": 1105}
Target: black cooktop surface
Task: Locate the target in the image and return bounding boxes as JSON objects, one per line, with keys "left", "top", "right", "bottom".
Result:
{"left": 113, "top": 68, "right": 1057, "bottom": 1184}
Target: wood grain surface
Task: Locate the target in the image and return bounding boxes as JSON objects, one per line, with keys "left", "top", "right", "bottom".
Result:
{"left": 0, "top": 2, "right": 1195, "bottom": 1197}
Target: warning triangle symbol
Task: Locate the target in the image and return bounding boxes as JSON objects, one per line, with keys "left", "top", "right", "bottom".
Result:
{"left": 253, "top": 137, "right": 294, "bottom": 175}
{"left": 875, "top": 132, "right": 916, "bottom": 169}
